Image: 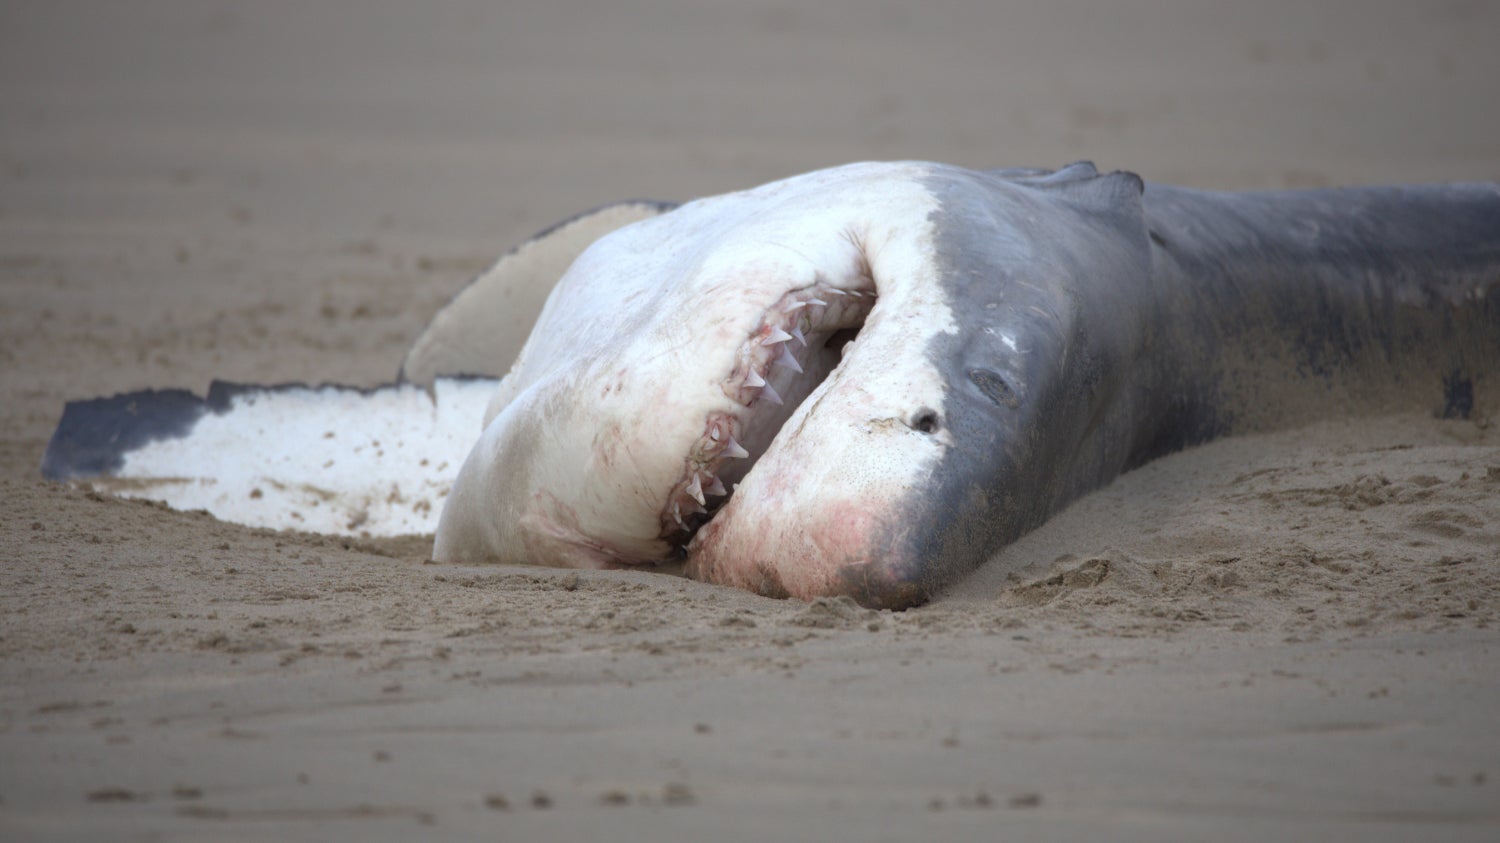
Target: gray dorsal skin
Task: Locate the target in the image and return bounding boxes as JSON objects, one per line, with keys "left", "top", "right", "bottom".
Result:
{"left": 401, "top": 199, "right": 678, "bottom": 385}
{"left": 856, "top": 165, "right": 1500, "bottom": 607}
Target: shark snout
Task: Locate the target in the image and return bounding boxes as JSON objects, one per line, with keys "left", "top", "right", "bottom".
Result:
{"left": 683, "top": 489, "right": 936, "bottom": 609}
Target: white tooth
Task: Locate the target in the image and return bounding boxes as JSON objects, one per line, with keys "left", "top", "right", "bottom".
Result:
{"left": 787, "top": 301, "right": 809, "bottom": 311}
{"left": 704, "top": 475, "right": 727, "bottom": 496}
{"left": 765, "top": 327, "right": 793, "bottom": 345}
{"left": 826, "top": 289, "right": 847, "bottom": 296}
{"left": 759, "top": 380, "right": 783, "bottom": 405}
{"left": 809, "top": 299, "right": 827, "bottom": 307}
{"left": 722, "top": 437, "right": 750, "bottom": 459}
{"left": 773, "top": 344, "right": 803, "bottom": 373}
{"left": 745, "top": 369, "right": 766, "bottom": 388}
{"left": 685, "top": 499, "right": 707, "bottom": 516}
{"left": 672, "top": 503, "right": 683, "bottom": 526}
{"left": 709, "top": 426, "right": 721, "bottom": 441}
{"left": 686, "top": 474, "right": 705, "bottom": 506}
{"left": 789, "top": 325, "right": 806, "bottom": 346}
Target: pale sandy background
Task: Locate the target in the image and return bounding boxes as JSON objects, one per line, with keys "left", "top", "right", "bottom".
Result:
{"left": 2, "top": 1, "right": 1499, "bottom": 840}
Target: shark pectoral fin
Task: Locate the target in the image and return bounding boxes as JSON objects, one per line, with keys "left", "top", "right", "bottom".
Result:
{"left": 41, "top": 377, "right": 497, "bottom": 537}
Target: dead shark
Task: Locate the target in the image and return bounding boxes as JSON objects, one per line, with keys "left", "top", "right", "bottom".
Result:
{"left": 45, "top": 162, "right": 1500, "bottom": 608}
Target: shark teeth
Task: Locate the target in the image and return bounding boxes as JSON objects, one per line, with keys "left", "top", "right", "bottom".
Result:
{"left": 666, "top": 279, "right": 877, "bottom": 540}
{"left": 758, "top": 379, "right": 783, "bottom": 406}
{"left": 772, "top": 343, "right": 803, "bottom": 373}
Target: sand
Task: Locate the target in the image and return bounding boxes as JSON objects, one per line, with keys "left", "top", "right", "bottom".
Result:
{"left": 2, "top": 1, "right": 1498, "bottom": 840}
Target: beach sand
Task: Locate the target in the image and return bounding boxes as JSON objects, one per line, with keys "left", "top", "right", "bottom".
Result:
{"left": 2, "top": 2, "right": 1498, "bottom": 839}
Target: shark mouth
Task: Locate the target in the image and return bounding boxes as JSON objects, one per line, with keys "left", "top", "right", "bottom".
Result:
{"left": 658, "top": 275, "right": 878, "bottom": 547}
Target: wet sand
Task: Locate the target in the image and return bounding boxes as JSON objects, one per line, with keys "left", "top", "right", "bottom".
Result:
{"left": 2, "top": 2, "right": 1498, "bottom": 839}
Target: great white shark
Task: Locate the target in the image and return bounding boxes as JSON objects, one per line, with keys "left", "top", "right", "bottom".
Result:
{"left": 44, "top": 162, "right": 1500, "bottom": 609}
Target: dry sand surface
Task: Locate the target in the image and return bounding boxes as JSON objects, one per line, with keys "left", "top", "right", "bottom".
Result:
{"left": 3, "top": 1, "right": 1499, "bottom": 840}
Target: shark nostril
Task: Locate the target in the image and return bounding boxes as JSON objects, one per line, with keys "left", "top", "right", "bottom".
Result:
{"left": 911, "top": 408, "right": 940, "bottom": 434}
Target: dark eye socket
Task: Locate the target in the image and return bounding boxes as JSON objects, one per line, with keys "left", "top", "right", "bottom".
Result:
{"left": 967, "top": 368, "right": 1016, "bottom": 408}
{"left": 911, "top": 408, "right": 940, "bottom": 434}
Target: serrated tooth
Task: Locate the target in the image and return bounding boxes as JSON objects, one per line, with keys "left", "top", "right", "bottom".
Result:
{"left": 789, "top": 325, "right": 806, "bottom": 346}
{"left": 745, "top": 368, "right": 766, "bottom": 388}
{"left": 685, "top": 473, "right": 705, "bottom": 505}
{"left": 772, "top": 343, "right": 803, "bottom": 373}
{"left": 684, "top": 499, "right": 707, "bottom": 516}
{"left": 765, "top": 327, "right": 793, "bottom": 345}
{"left": 759, "top": 379, "right": 783, "bottom": 406}
{"left": 704, "top": 475, "right": 727, "bottom": 497}
{"left": 722, "top": 437, "right": 749, "bottom": 459}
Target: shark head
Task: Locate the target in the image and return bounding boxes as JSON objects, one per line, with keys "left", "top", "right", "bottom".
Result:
{"left": 434, "top": 161, "right": 1153, "bottom": 608}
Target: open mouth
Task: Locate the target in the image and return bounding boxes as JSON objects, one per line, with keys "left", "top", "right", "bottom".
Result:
{"left": 658, "top": 275, "right": 878, "bottom": 546}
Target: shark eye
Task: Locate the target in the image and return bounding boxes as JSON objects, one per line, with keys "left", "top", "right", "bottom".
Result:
{"left": 911, "top": 408, "right": 940, "bottom": 434}
{"left": 967, "top": 368, "right": 1016, "bottom": 408}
